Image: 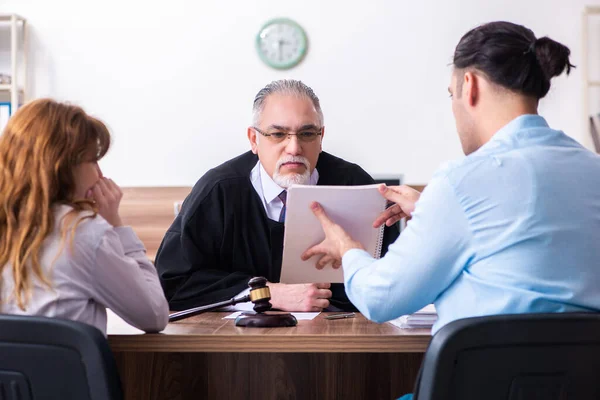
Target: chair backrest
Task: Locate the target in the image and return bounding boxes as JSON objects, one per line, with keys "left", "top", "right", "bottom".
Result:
{"left": 415, "top": 313, "right": 600, "bottom": 400}
{"left": 0, "top": 314, "right": 123, "bottom": 400}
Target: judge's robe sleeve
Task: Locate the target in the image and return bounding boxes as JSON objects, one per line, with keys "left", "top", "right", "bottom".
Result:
{"left": 154, "top": 183, "right": 250, "bottom": 311}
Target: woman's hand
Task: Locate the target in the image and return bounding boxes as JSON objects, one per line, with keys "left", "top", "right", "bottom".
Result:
{"left": 87, "top": 177, "right": 124, "bottom": 227}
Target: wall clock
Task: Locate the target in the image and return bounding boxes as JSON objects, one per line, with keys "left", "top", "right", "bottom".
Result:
{"left": 256, "top": 18, "right": 307, "bottom": 70}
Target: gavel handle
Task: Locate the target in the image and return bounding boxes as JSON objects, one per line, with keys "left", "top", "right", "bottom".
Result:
{"left": 168, "top": 294, "right": 252, "bottom": 322}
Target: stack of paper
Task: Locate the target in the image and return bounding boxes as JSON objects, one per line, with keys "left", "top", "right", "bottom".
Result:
{"left": 223, "top": 311, "right": 320, "bottom": 321}
{"left": 389, "top": 304, "right": 437, "bottom": 329}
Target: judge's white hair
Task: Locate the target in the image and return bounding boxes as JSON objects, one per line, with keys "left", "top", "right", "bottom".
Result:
{"left": 252, "top": 79, "right": 324, "bottom": 127}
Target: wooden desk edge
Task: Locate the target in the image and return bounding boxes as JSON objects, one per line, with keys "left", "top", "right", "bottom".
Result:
{"left": 108, "top": 334, "right": 431, "bottom": 353}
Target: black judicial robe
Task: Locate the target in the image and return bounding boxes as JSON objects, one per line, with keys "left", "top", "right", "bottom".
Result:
{"left": 155, "top": 151, "right": 400, "bottom": 311}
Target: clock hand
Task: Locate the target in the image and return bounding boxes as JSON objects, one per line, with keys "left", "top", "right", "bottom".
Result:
{"left": 278, "top": 39, "right": 284, "bottom": 61}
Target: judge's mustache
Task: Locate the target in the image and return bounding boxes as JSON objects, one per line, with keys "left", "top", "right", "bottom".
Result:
{"left": 275, "top": 156, "right": 310, "bottom": 172}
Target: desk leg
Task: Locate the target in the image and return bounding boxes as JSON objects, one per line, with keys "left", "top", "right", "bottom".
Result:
{"left": 113, "top": 352, "right": 424, "bottom": 400}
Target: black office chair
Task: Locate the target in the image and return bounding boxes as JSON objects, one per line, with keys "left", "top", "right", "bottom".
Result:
{"left": 0, "top": 314, "right": 123, "bottom": 400}
{"left": 414, "top": 313, "right": 600, "bottom": 400}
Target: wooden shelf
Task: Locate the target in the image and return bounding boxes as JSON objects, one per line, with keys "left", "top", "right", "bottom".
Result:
{"left": 0, "top": 14, "right": 27, "bottom": 117}
{"left": 0, "top": 14, "right": 25, "bottom": 22}
{"left": 585, "top": 6, "right": 600, "bottom": 14}
{"left": 0, "top": 85, "right": 24, "bottom": 93}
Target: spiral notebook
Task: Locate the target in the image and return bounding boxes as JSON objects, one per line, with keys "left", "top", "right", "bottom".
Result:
{"left": 279, "top": 184, "right": 387, "bottom": 284}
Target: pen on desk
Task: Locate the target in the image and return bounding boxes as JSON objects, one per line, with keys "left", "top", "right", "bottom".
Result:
{"left": 324, "top": 312, "right": 356, "bottom": 320}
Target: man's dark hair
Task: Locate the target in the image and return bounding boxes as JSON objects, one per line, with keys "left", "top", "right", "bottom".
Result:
{"left": 453, "top": 21, "right": 575, "bottom": 99}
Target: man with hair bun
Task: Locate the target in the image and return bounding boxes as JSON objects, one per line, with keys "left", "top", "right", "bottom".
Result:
{"left": 305, "top": 21, "right": 600, "bottom": 338}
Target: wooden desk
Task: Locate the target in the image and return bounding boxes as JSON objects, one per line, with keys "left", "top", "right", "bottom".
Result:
{"left": 120, "top": 187, "right": 191, "bottom": 261}
{"left": 109, "top": 313, "right": 431, "bottom": 400}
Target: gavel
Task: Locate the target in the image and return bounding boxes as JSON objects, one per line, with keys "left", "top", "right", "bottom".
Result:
{"left": 168, "top": 276, "right": 297, "bottom": 327}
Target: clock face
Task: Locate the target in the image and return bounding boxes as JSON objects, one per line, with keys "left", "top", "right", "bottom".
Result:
{"left": 256, "top": 18, "right": 307, "bottom": 70}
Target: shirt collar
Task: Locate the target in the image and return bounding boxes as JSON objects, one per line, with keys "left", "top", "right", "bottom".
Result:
{"left": 258, "top": 162, "right": 319, "bottom": 204}
{"left": 474, "top": 114, "right": 550, "bottom": 155}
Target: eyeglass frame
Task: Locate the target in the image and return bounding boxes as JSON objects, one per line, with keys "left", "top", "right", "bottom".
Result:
{"left": 252, "top": 126, "right": 323, "bottom": 143}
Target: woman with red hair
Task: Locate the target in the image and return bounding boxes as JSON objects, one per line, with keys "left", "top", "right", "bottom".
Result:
{"left": 0, "top": 98, "right": 168, "bottom": 335}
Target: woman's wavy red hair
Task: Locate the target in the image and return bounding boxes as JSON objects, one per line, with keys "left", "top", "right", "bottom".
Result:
{"left": 0, "top": 98, "right": 111, "bottom": 310}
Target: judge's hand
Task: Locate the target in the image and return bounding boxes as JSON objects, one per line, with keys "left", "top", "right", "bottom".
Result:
{"left": 87, "top": 177, "right": 124, "bottom": 227}
{"left": 373, "top": 184, "right": 421, "bottom": 228}
{"left": 301, "top": 202, "right": 364, "bottom": 268}
{"left": 268, "top": 282, "right": 333, "bottom": 312}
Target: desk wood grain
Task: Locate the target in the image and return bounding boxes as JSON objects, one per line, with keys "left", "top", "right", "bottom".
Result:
{"left": 108, "top": 312, "right": 431, "bottom": 353}
{"left": 109, "top": 313, "right": 430, "bottom": 400}
{"left": 120, "top": 187, "right": 191, "bottom": 260}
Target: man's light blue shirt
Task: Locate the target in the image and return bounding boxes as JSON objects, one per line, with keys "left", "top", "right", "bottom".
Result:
{"left": 342, "top": 115, "right": 600, "bottom": 334}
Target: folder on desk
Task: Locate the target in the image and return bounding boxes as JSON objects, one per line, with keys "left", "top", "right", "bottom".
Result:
{"left": 280, "top": 184, "right": 387, "bottom": 284}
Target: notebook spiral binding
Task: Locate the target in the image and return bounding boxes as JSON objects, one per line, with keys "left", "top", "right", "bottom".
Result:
{"left": 374, "top": 201, "right": 388, "bottom": 258}
{"left": 374, "top": 225, "right": 385, "bottom": 258}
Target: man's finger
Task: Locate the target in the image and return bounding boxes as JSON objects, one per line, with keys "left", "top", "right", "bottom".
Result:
{"left": 310, "top": 202, "right": 333, "bottom": 228}
{"left": 378, "top": 184, "right": 410, "bottom": 205}
{"left": 316, "top": 282, "right": 331, "bottom": 289}
{"left": 301, "top": 243, "right": 326, "bottom": 261}
{"left": 316, "top": 255, "right": 331, "bottom": 270}
{"left": 332, "top": 260, "right": 342, "bottom": 269}
{"left": 380, "top": 204, "right": 402, "bottom": 219}
{"left": 373, "top": 204, "right": 404, "bottom": 228}
{"left": 386, "top": 214, "right": 405, "bottom": 227}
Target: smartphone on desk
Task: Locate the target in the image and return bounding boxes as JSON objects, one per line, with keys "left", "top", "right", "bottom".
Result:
{"left": 324, "top": 312, "right": 356, "bottom": 320}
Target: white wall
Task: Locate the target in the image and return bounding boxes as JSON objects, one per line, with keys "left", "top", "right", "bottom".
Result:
{"left": 0, "top": 0, "right": 598, "bottom": 185}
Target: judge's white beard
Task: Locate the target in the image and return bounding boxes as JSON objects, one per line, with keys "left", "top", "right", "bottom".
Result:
{"left": 272, "top": 155, "right": 311, "bottom": 189}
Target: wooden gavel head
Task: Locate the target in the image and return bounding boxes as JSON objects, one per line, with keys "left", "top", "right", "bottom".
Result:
{"left": 247, "top": 277, "right": 272, "bottom": 313}
{"left": 236, "top": 277, "right": 297, "bottom": 327}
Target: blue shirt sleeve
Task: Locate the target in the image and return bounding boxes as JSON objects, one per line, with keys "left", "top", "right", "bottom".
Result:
{"left": 341, "top": 174, "right": 474, "bottom": 323}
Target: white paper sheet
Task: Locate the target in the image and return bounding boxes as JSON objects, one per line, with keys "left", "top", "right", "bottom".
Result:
{"left": 280, "top": 184, "right": 386, "bottom": 283}
{"left": 388, "top": 304, "right": 437, "bottom": 329}
{"left": 223, "top": 311, "right": 320, "bottom": 321}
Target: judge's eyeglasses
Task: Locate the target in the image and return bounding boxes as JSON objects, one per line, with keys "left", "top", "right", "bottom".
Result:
{"left": 253, "top": 126, "right": 322, "bottom": 144}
